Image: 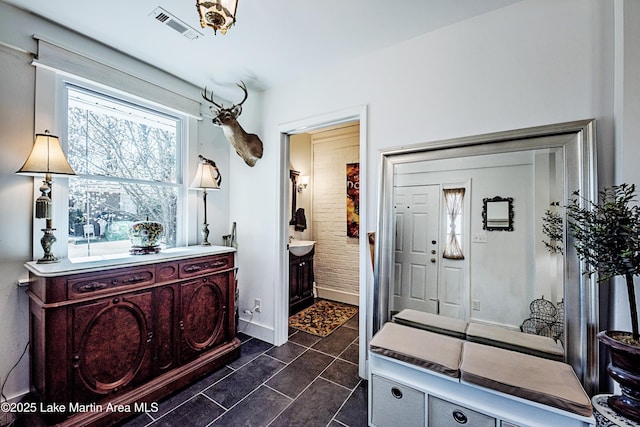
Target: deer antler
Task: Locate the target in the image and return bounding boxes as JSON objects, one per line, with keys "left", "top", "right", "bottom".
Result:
{"left": 201, "top": 87, "right": 224, "bottom": 109}
{"left": 235, "top": 81, "right": 249, "bottom": 107}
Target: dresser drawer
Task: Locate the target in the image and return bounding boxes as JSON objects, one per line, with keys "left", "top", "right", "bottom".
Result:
{"left": 68, "top": 267, "right": 155, "bottom": 298}
{"left": 156, "top": 262, "right": 179, "bottom": 282}
{"left": 371, "top": 375, "right": 425, "bottom": 427}
{"left": 179, "top": 253, "right": 233, "bottom": 278}
{"left": 428, "top": 395, "right": 496, "bottom": 427}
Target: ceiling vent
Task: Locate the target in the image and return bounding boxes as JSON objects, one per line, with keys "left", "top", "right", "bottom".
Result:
{"left": 149, "top": 7, "right": 203, "bottom": 40}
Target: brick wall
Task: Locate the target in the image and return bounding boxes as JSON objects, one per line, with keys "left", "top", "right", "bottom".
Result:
{"left": 311, "top": 124, "right": 360, "bottom": 304}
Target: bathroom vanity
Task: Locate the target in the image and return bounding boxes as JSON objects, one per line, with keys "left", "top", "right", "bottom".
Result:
{"left": 25, "top": 246, "right": 239, "bottom": 426}
{"left": 289, "top": 246, "right": 315, "bottom": 315}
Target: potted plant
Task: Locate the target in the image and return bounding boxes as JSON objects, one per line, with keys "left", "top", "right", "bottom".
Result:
{"left": 566, "top": 183, "right": 640, "bottom": 422}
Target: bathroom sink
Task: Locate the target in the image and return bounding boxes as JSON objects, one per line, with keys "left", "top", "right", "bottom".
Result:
{"left": 289, "top": 240, "right": 315, "bottom": 257}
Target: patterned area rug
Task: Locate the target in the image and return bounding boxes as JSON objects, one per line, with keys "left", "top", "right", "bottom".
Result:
{"left": 289, "top": 300, "right": 358, "bottom": 337}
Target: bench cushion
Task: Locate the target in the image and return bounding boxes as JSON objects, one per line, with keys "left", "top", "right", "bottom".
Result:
{"left": 392, "top": 309, "right": 468, "bottom": 339}
{"left": 460, "top": 342, "right": 592, "bottom": 418}
{"left": 370, "top": 322, "right": 463, "bottom": 378}
{"left": 465, "top": 322, "right": 564, "bottom": 361}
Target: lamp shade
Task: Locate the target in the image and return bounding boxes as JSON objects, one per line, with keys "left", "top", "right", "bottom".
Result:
{"left": 190, "top": 161, "right": 221, "bottom": 189}
{"left": 17, "top": 131, "right": 75, "bottom": 176}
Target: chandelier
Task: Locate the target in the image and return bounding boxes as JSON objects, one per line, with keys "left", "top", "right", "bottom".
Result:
{"left": 196, "top": 0, "right": 238, "bottom": 35}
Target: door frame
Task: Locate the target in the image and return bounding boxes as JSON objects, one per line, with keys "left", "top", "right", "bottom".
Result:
{"left": 276, "top": 105, "right": 368, "bottom": 378}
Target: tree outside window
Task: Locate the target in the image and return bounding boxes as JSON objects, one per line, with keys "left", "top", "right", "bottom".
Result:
{"left": 66, "top": 85, "right": 182, "bottom": 258}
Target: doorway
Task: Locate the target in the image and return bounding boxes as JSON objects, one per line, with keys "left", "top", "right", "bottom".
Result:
{"left": 393, "top": 183, "right": 470, "bottom": 320}
{"left": 276, "top": 106, "right": 368, "bottom": 378}
{"left": 289, "top": 123, "right": 361, "bottom": 310}
{"left": 393, "top": 184, "right": 441, "bottom": 314}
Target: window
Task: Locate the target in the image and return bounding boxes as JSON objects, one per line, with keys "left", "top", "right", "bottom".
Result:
{"left": 443, "top": 187, "right": 465, "bottom": 260}
{"left": 65, "top": 84, "right": 184, "bottom": 259}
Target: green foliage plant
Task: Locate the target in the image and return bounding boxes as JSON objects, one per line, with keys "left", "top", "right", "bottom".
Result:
{"left": 542, "top": 201, "right": 563, "bottom": 254}
{"left": 567, "top": 183, "right": 640, "bottom": 343}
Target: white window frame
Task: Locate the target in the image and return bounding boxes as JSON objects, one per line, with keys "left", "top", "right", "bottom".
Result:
{"left": 33, "top": 67, "right": 189, "bottom": 260}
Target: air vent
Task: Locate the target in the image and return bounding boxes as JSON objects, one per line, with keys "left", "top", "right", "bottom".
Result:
{"left": 149, "top": 7, "right": 203, "bottom": 40}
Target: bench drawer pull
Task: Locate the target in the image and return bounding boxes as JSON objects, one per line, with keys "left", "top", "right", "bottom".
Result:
{"left": 391, "top": 387, "right": 403, "bottom": 399}
{"left": 453, "top": 410, "right": 468, "bottom": 424}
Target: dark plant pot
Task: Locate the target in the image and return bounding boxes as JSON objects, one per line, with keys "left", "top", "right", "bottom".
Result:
{"left": 598, "top": 330, "right": 640, "bottom": 423}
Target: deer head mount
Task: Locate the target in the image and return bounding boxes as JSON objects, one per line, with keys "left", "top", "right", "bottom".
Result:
{"left": 202, "top": 82, "right": 264, "bottom": 167}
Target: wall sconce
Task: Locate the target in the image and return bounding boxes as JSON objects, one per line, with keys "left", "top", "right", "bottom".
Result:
{"left": 190, "top": 155, "right": 221, "bottom": 246}
{"left": 17, "top": 130, "right": 76, "bottom": 263}
{"left": 297, "top": 175, "right": 309, "bottom": 192}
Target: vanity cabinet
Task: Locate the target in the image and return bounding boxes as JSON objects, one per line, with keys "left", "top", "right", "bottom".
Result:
{"left": 289, "top": 248, "right": 314, "bottom": 315}
{"left": 26, "top": 247, "right": 240, "bottom": 426}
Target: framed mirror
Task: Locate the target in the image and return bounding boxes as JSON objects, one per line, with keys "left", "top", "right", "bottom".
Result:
{"left": 373, "top": 119, "right": 598, "bottom": 394}
{"left": 289, "top": 170, "right": 300, "bottom": 225}
{"left": 483, "top": 196, "right": 514, "bottom": 231}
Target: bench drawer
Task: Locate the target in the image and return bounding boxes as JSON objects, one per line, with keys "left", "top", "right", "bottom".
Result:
{"left": 428, "top": 395, "right": 496, "bottom": 427}
{"left": 371, "top": 375, "right": 425, "bottom": 427}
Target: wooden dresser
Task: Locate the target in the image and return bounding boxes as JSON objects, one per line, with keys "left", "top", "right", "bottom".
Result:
{"left": 25, "top": 246, "right": 240, "bottom": 426}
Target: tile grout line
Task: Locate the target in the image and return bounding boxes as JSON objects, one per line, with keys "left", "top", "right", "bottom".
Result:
{"left": 128, "top": 316, "right": 362, "bottom": 427}
{"left": 329, "top": 378, "right": 365, "bottom": 426}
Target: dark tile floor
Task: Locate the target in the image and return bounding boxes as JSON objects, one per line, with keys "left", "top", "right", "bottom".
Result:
{"left": 119, "top": 312, "right": 367, "bottom": 427}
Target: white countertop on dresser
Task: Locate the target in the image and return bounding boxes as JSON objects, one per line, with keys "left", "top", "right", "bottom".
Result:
{"left": 25, "top": 245, "right": 236, "bottom": 277}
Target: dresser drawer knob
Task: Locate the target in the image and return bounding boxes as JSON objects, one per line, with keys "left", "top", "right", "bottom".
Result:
{"left": 77, "top": 282, "right": 108, "bottom": 292}
{"left": 124, "top": 275, "right": 146, "bottom": 284}
{"left": 452, "top": 410, "right": 468, "bottom": 424}
{"left": 391, "top": 387, "right": 403, "bottom": 399}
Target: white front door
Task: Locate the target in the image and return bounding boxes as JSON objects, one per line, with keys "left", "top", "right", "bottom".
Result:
{"left": 393, "top": 185, "right": 440, "bottom": 314}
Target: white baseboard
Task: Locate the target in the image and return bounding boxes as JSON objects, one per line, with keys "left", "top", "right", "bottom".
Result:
{"left": 315, "top": 286, "right": 359, "bottom": 306}
{"left": 237, "top": 317, "right": 274, "bottom": 343}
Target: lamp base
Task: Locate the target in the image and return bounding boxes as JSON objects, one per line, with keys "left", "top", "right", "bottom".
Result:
{"left": 201, "top": 223, "right": 211, "bottom": 246}
{"left": 38, "top": 227, "right": 59, "bottom": 264}
{"left": 37, "top": 254, "right": 59, "bottom": 264}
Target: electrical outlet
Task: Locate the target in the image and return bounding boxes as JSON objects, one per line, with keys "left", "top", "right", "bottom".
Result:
{"left": 472, "top": 300, "right": 481, "bottom": 311}
{"left": 472, "top": 233, "right": 487, "bottom": 243}
{"left": 254, "top": 298, "right": 262, "bottom": 313}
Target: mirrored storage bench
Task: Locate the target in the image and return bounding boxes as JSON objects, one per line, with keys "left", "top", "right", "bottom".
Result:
{"left": 368, "top": 322, "right": 595, "bottom": 427}
{"left": 25, "top": 246, "right": 240, "bottom": 427}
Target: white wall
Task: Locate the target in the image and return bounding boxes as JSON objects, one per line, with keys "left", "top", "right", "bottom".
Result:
{"left": 0, "top": 42, "right": 36, "bottom": 405}
{"left": 232, "top": 0, "right": 615, "bottom": 354}
{"left": 612, "top": 0, "right": 640, "bottom": 334}
{"left": 0, "top": 2, "right": 232, "bottom": 402}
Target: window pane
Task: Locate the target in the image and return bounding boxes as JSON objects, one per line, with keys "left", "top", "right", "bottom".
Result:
{"left": 67, "top": 87, "right": 177, "bottom": 182}
{"left": 68, "top": 179, "right": 178, "bottom": 258}
{"left": 65, "top": 85, "right": 182, "bottom": 259}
